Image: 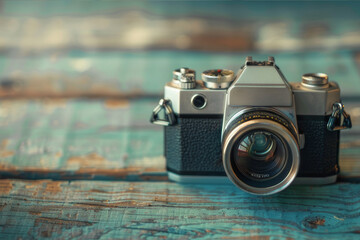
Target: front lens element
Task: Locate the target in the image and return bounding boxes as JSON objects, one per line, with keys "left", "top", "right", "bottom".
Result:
{"left": 234, "top": 130, "right": 286, "bottom": 180}
{"left": 243, "top": 132, "right": 276, "bottom": 160}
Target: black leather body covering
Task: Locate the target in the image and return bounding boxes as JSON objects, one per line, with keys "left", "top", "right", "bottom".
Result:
{"left": 165, "top": 115, "right": 339, "bottom": 177}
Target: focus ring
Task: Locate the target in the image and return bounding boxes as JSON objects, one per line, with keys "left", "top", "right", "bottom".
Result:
{"left": 233, "top": 111, "right": 297, "bottom": 141}
{"left": 238, "top": 111, "right": 289, "bottom": 129}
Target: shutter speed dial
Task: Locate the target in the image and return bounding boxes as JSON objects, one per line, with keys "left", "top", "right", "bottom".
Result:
{"left": 201, "top": 69, "right": 235, "bottom": 89}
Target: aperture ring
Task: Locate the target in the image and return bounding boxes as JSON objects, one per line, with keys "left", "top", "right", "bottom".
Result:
{"left": 224, "top": 111, "right": 298, "bottom": 144}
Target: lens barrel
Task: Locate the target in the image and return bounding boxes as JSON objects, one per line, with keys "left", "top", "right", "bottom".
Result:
{"left": 222, "top": 111, "right": 300, "bottom": 195}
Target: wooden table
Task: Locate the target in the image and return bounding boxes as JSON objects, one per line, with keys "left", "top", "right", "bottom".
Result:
{"left": 0, "top": 94, "right": 359, "bottom": 239}
{"left": 0, "top": 3, "right": 360, "bottom": 235}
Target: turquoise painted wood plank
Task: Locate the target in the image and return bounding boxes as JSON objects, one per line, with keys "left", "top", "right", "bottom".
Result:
{"left": 0, "top": 1, "right": 359, "bottom": 52}
{"left": 1, "top": 179, "right": 360, "bottom": 239}
{"left": 0, "top": 99, "right": 358, "bottom": 181}
{"left": 3, "top": 0, "right": 359, "bottom": 20}
{"left": 0, "top": 98, "right": 165, "bottom": 180}
{"left": 0, "top": 50, "right": 359, "bottom": 98}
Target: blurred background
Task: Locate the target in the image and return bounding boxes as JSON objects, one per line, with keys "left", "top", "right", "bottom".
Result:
{"left": 0, "top": 0, "right": 359, "bottom": 98}
{"left": 0, "top": 0, "right": 359, "bottom": 177}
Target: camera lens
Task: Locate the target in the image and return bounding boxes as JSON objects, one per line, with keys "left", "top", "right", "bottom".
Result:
{"left": 222, "top": 112, "right": 300, "bottom": 195}
{"left": 234, "top": 131, "right": 286, "bottom": 180}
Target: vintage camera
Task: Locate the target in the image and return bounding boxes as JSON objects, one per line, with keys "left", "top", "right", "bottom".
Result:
{"left": 150, "top": 57, "right": 352, "bottom": 195}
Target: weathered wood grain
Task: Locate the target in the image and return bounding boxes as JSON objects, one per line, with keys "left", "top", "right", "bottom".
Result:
{"left": 0, "top": 2, "right": 359, "bottom": 99}
{"left": 0, "top": 1, "right": 359, "bottom": 52}
{"left": 0, "top": 98, "right": 165, "bottom": 181}
{"left": 0, "top": 51, "right": 359, "bottom": 98}
{"left": 0, "top": 99, "right": 358, "bottom": 181}
{"left": 0, "top": 179, "right": 360, "bottom": 239}
{"left": 2, "top": 2, "right": 359, "bottom": 99}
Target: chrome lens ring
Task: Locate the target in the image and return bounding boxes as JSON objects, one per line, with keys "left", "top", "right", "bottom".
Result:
{"left": 222, "top": 119, "right": 300, "bottom": 195}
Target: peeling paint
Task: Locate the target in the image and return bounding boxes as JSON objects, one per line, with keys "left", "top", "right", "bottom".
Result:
{"left": 104, "top": 99, "right": 129, "bottom": 109}
{"left": 44, "top": 181, "right": 62, "bottom": 194}
{"left": 0, "top": 179, "right": 13, "bottom": 195}
{"left": 0, "top": 151, "right": 14, "bottom": 158}
{"left": 29, "top": 212, "right": 42, "bottom": 216}
{"left": 66, "top": 153, "right": 115, "bottom": 169}
{"left": 0, "top": 139, "right": 14, "bottom": 158}
{"left": 334, "top": 216, "right": 345, "bottom": 221}
{"left": 302, "top": 216, "right": 325, "bottom": 229}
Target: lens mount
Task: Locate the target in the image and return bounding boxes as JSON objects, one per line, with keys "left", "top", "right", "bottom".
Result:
{"left": 222, "top": 118, "right": 300, "bottom": 195}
